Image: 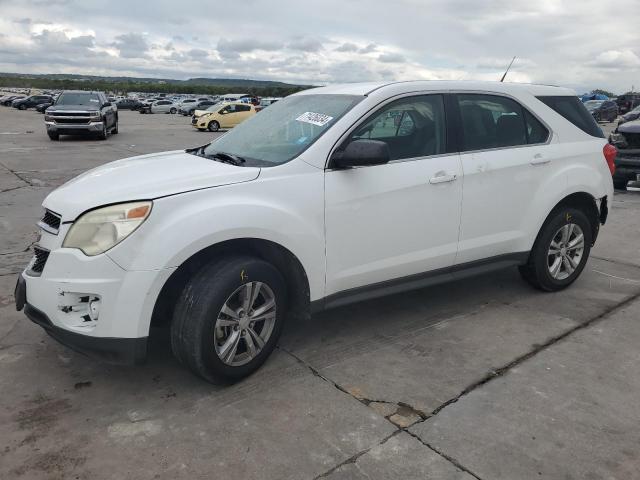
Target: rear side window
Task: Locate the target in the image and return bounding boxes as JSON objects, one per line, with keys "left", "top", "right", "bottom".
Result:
{"left": 537, "top": 96, "right": 604, "bottom": 138}
{"left": 457, "top": 94, "right": 527, "bottom": 150}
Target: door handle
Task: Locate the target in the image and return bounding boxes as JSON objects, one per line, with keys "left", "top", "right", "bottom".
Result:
{"left": 429, "top": 173, "right": 457, "bottom": 184}
{"left": 530, "top": 153, "right": 550, "bottom": 165}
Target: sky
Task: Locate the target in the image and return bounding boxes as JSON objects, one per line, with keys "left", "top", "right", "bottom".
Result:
{"left": 0, "top": 0, "right": 638, "bottom": 94}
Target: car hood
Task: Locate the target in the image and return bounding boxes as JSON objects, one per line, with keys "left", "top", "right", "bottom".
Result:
{"left": 43, "top": 150, "right": 261, "bottom": 221}
{"left": 47, "top": 104, "right": 99, "bottom": 112}
{"left": 618, "top": 120, "right": 640, "bottom": 134}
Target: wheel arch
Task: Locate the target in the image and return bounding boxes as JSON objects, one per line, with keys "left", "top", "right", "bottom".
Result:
{"left": 150, "top": 238, "right": 311, "bottom": 330}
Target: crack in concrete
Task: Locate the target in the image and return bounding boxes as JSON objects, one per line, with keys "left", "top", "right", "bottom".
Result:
{"left": 0, "top": 185, "right": 28, "bottom": 194}
{"left": 592, "top": 255, "right": 640, "bottom": 270}
{"left": 404, "top": 430, "right": 484, "bottom": 480}
{"left": 312, "top": 430, "right": 402, "bottom": 480}
{"left": 0, "top": 160, "right": 34, "bottom": 187}
{"left": 422, "top": 291, "right": 640, "bottom": 419}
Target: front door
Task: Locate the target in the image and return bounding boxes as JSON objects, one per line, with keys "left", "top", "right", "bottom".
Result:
{"left": 325, "top": 94, "right": 463, "bottom": 296}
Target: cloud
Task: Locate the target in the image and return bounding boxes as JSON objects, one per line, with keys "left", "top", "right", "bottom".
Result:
{"left": 359, "top": 43, "right": 377, "bottom": 54}
{"left": 188, "top": 48, "right": 209, "bottom": 59}
{"left": 335, "top": 42, "right": 358, "bottom": 52}
{"left": 378, "top": 53, "right": 406, "bottom": 63}
{"left": 590, "top": 49, "right": 640, "bottom": 70}
{"left": 287, "top": 37, "right": 324, "bottom": 52}
{"left": 112, "top": 33, "right": 149, "bottom": 58}
{"left": 217, "top": 38, "right": 284, "bottom": 59}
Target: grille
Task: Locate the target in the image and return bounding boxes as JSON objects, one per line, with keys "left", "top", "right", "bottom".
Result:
{"left": 39, "top": 209, "right": 62, "bottom": 233}
{"left": 49, "top": 111, "right": 90, "bottom": 117}
{"left": 55, "top": 118, "right": 90, "bottom": 124}
{"left": 622, "top": 132, "right": 640, "bottom": 149}
{"left": 30, "top": 246, "right": 50, "bottom": 275}
{"left": 191, "top": 116, "right": 198, "bottom": 124}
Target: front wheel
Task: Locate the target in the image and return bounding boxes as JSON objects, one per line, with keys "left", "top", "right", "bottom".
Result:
{"left": 48, "top": 132, "right": 59, "bottom": 141}
{"left": 208, "top": 120, "right": 220, "bottom": 132}
{"left": 519, "top": 207, "right": 592, "bottom": 291}
{"left": 98, "top": 122, "right": 108, "bottom": 140}
{"left": 18, "top": 104, "right": 26, "bottom": 110}
{"left": 112, "top": 119, "right": 119, "bottom": 134}
{"left": 171, "top": 256, "right": 287, "bottom": 384}
{"left": 170, "top": 107, "right": 177, "bottom": 114}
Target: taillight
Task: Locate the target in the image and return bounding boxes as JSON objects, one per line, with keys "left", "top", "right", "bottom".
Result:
{"left": 603, "top": 143, "right": 617, "bottom": 175}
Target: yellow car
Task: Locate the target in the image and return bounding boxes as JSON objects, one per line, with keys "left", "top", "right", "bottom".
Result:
{"left": 192, "top": 102, "right": 256, "bottom": 132}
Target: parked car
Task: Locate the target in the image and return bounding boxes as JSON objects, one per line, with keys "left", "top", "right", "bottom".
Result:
{"left": 584, "top": 100, "right": 618, "bottom": 122}
{"left": 15, "top": 81, "right": 614, "bottom": 384}
{"left": 192, "top": 102, "right": 256, "bottom": 131}
{"left": 617, "top": 104, "right": 640, "bottom": 127}
{"left": 12, "top": 95, "right": 55, "bottom": 110}
{"left": 615, "top": 93, "right": 640, "bottom": 115}
{"left": 175, "top": 98, "right": 198, "bottom": 114}
{"left": 2, "top": 95, "right": 24, "bottom": 106}
{"left": 116, "top": 98, "right": 144, "bottom": 110}
{"left": 150, "top": 100, "right": 177, "bottom": 114}
{"left": 181, "top": 100, "right": 218, "bottom": 116}
{"left": 609, "top": 120, "right": 640, "bottom": 190}
{"left": 35, "top": 101, "right": 54, "bottom": 113}
{"left": 44, "top": 90, "right": 118, "bottom": 140}
{"left": 192, "top": 102, "right": 224, "bottom": 119}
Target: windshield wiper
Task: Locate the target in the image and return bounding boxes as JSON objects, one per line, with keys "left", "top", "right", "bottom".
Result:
{"left": 209, "top": 151, "right": 246, "bottom": 166}
{"left": 186, "top": 145, "right": 246, "bottom": 166}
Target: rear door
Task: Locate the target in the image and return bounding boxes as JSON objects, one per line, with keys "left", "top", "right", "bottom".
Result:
{"left": 453, "top": 93, "right": 552, "bottom": 264}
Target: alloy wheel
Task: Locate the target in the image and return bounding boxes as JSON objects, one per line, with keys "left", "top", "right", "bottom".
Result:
{"left": 213, "top": 282, "right": 277, "bottom": 366}
{"left": 547, "top": 223, "right": 585, "bottom": 280}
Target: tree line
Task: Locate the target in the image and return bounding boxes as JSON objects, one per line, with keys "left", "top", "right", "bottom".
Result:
{"left": 0, "top": 76, "right": 311, "bottom": 97}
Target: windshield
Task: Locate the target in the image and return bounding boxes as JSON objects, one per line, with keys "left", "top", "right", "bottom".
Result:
{"left": 205, "top": 102, "right": 225, "bottom": 112}
{"left": 584, "top": 100, "right": 604, "bottom": 111}
{"left": 56, "top": 92, "right": 101, "bottom": 106}
{"left": 203, "top": 94, "right": 362, "bottom": 166}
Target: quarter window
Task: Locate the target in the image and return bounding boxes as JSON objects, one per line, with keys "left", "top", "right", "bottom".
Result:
{"left": 346, "top": 95, "right": 446, "bottom": 161}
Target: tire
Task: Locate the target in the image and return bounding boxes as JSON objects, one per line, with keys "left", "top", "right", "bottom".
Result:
{"left": 171, "top": 256, "right": 287, "bottom": 384}
{"left": 170, "top": 107, "right": 177, "bottom": 114}
{"left": 112, "top": 119, "right": 119, "bottom": 134}
{"left": 519, "top": 207, "right": 592, "bottom": 292}
{"left": 208, "top": 120, "right": 220, "bottom": 132}
{"left": 18, "top": 104, "right": 26, "bottom": 110}
{"left": 98, "top": 122, "right": 108, "bottom": 140}
{"left": 48, "top": 132, "right": 59, "bottom": 141}
{"left": 197, "top": 128, "right": 206, "bottom": 132}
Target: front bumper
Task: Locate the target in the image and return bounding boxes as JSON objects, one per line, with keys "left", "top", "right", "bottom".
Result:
{"left": 45, "top": 121, "right": 104, "bottom": 134}
{"left": 16, "top": 279, "right": 147, "bottom": 365}
{"left": 16, "top": 229, "right": 175, "bottom": 364}
{"left": 613, "top": 152, "right": 640, "bottom": 184}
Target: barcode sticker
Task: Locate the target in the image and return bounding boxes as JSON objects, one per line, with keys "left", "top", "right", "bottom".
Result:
{"left": 296, "top": 112, "right": 334, "bottom": 127}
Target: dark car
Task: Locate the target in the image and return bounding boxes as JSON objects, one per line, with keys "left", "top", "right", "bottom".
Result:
{"left": 584, "top": 99, "right": 618, "bottom": 123}
{"left": 609, "top": 120, "right": 640, "bottom": 189}
{"left": 116, "top": 98, "right": 144, "bottom": 110}
{"left": 2, "top": 95, "right": 25, "bottom": 106}
{"left": 44, "top": 90, "right": 118, "bottom": 140}
{"left": 617, "top": 104, "right": 640, "bottom": 127}
{"left": 181, "top": 100, "right": 217, "bottom": 116}
{"left": 615, "top": 93, "right": 640, "bottom": 115}
{"left": 35, "top": 101, "right": 54, "bottom": 113}
{"left": 13, "top": 95, "right": 54, "bottom": 110}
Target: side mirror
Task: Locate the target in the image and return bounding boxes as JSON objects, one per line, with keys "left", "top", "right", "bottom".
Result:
{"left": 103, "top": 102, "right": 112, "bottom": 108}
{"left": 331, "top": 140, "right": 390, "bottom": 168}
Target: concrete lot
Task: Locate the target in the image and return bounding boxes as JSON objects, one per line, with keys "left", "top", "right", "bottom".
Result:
{"left": 1, "top": 106, "right": 639, "bottom": 480}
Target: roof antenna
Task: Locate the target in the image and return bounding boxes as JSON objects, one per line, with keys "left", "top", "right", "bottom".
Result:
{"left": 500, "top": 56, "right": 516, "bottom": 82}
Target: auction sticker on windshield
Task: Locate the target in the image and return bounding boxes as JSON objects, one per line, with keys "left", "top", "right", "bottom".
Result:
{"left": 296, "top": 112, "right": 334, "bottom": 127}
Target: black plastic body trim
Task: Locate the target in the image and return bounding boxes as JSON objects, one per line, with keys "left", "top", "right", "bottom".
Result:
{"left": 23, "top": 303, "right": 147, "bottom": 365}
{"left": 311, "top": 252, "right": 529, "bottom": 313}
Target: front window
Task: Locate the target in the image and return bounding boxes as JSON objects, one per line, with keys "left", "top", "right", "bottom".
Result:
{"left": 202, "top": 94, "right": 362, "bottom": 166}
{"left": 55, "top": 92, "right": 101, "bottom": 106}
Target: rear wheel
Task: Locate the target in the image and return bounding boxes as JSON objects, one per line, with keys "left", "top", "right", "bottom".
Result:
{"left": 208, "top": 120, "right": 220, "bottom": 132}
{"left": 171, "top": 256, "right": 287, "bottom": 384}
{"left": 519, "top": 207, "right": 592, "bottom": 291}
{"left": 170, "top": 107, "right": 177, "bottom": 114}
{"left": 18, "top": 104, "right": 26, "bottom": 110}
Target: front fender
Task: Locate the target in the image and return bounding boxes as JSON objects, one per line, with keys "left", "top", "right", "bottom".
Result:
{"left": 107, "top": 169, "right": 325, "bottom": 300}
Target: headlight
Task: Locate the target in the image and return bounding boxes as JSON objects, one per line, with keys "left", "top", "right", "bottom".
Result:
{"left": 63, "top": 201, "right": 152, "bottom": 256}
{"left": 89, "top": 111, "right": 101, "bottom": 119}
{"left": 44, "top": 114, "right": 54, "bottom": 121}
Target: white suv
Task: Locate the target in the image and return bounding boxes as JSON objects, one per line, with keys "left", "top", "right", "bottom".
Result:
{"left": 15, "top": 81, "right": 615, "bottom": 383}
